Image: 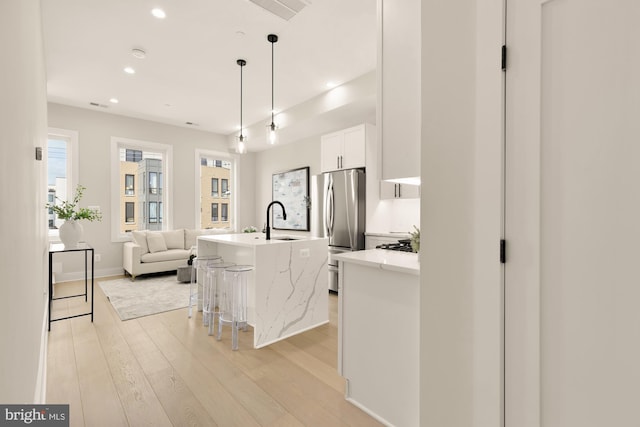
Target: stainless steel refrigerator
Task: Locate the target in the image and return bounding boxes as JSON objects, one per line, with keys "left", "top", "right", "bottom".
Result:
{"left": 311, "top": 168, "right": 366, "bottom": 292}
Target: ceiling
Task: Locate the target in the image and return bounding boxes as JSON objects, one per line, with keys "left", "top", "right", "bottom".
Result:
{"left": 41, "top": 0, "right": 377, "bottom": 149}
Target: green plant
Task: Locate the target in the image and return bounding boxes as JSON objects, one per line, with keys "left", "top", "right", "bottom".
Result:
{"left": 46, "top": 185, "right": 102, "bottom": 222}
{"left": 409, "top": 225, "right": 420, "bottom": 253}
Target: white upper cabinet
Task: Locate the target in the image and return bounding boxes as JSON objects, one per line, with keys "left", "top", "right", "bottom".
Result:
{"left": 378, "top": 0, "right": 421, "bottom": 180}
{"left": 380, "top": 182, "right": 420, "bottom": 200}
{"left": 320, "top": 124, "right": 371, "bottom": 172}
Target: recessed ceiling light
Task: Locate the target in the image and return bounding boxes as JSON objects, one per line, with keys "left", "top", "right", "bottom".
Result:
{"left": 131, "top": 48, "right": 146, "bottom": 59}
{"left": 124, "top": 66, "right": 135, "bottom": 74}
{"left": 326, "top": 81, "right": 338, "bottom": 88}
{"left": 109, "top": 98, "right": 119, "bottom": 104}
{"left": 151, "top": 8, "right": 166, "bottom": 19}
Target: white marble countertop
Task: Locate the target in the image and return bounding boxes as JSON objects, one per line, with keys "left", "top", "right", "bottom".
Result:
{"left": 198, "top": 233, "right": 327, "bottom": 248}
{"left": 334, "top": 249, "right": 420, "bottom": 275}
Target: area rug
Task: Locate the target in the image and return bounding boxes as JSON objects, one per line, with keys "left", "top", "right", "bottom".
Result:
{"left": 99, "top": 274, "right": 190, "bottom": 321}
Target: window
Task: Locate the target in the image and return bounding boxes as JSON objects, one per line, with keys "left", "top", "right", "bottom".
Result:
{"left": 47, "top": 128, "right": 78, "bottom": 239}
{"left": 126, "top": 149, "right": 142, "bottom": 162}
{"left": 149, "top": 172, "right": 159, "bottom": 195}
{"left": 125, "top": 174, "right": 135, "bottom": 196}
{"left": 221, "top": 179, "right": 229, "bottom": 198}
{"left": 149, "top": 202, "right": 158, "bottom": 223}
{"left": 221, "top": 203, "right": 228, "bottom": 222}
{"left": 196, "top": 152, "right": 235, "bottom": 230}
{"left": 125, "top": 202, "right": 135, "bottom": 223}
{"left": 112, "top": 137, "right": 172, "bottom": 240}
{"left": 211, "top": 178, "right": 219, "bottom": 197}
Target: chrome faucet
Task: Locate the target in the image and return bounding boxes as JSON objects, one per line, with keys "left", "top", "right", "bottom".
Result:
{"left": 266, "top": 201, "right": 287, "bottom": 240}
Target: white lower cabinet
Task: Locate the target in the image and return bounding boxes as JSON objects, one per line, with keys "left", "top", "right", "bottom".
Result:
{"left": 338, "top": 258, "right": 419, "bottom": 426}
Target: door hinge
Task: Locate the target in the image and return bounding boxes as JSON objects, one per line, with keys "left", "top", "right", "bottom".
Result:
{"left": 501, "top": 45, "right": 507, "bottom": 71}
{"left": 500, "top": 239, "right": 506, "bottom": 263}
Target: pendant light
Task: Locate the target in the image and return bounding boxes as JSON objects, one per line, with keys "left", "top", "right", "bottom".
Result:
{"left": 267, "top": 34, "right": 278, "bottom": 145}
{"left": 236, "top": 59, "right": 247, "bottom": 154}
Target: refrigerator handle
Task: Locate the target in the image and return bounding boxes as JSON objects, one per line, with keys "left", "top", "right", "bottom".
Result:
{"left": 345, "top": 170, "right": 356, "bottom": 249}
{"left": 326, "top": 176, "right": 334, "bottom": 238}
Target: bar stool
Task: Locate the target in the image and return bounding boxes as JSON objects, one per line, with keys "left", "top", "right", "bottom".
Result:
{"left": 202, "top": 262, "right": 236, "bottom": 335}
{"left": 217, "top": 265, "right": 253, "bottom": 350}
{"left": 188, "top": 255, "right": 222, "bottom": 320}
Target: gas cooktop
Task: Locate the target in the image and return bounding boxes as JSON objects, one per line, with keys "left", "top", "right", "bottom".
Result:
{"left": 375, "top": 240, "right": 414, "bottom": 252}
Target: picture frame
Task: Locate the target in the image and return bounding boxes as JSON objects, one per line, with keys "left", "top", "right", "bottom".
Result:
{"left": 272, "top": 166, "right": 310, "bottom": 231}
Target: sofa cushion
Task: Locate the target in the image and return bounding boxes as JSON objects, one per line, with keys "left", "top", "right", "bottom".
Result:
{"left": 140, "top": 249, "right": 190, "bottom": 263}
{"left": 164, "top": 229, "right": 184, "bottom": 250}
{"left": 131, "top": 231, "right": 149, "bottom": 254}
{"left": 184, "top": 229, "right": 202, "bottom": 250}
{"left": 147, "top": 232, "right": 168, "bottom": 253}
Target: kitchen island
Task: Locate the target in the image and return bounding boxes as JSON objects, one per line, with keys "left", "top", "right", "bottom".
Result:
{"left": 197, "top": 233, "right": 329, "bottom": 348}
{"left": 335, "top": 249, "right": 419, "bottom": 427}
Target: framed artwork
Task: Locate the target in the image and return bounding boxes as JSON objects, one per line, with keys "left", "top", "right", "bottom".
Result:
{"left": 272, "top": 166, "right": 310, "bottom": 231}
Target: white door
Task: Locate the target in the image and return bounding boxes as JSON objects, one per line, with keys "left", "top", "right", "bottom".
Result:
{"left": 505, "top": 1, "right": 640, "bottom": 426}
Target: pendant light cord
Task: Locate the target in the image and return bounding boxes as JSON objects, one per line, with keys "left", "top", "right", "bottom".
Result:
{"left": 237, "top": 59, "right": 246, "bottom": 141}
{"left": 271, "top": 39, "right": 274, "bottom": 125}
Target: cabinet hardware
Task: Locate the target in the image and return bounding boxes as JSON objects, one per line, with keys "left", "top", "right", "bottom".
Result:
{"left": 501, "top": 45, "right": 507, "bottom": 71}
{"left": 500, "top": 239, "right": 506, "bottom": 263}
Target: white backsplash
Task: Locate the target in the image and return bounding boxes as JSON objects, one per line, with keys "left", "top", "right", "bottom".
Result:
{"left": 367, "top": 198, "right": 420, "bottom": 234}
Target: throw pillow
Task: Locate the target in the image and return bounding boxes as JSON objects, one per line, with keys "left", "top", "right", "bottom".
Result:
{"left": 164, "top": 229, "right": 184, "bottom": 250}
{"left": 131, "top": 231, "right": 149, "bottom": 254}
{"left": 146, "top": 232, "right": 168, "bottom": 253}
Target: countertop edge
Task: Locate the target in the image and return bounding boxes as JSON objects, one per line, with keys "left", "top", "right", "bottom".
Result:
{"left": 334, "top": 250, "right": 420, "bottom": 275}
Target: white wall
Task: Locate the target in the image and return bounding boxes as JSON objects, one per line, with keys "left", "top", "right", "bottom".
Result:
{"left": 0, "top": 0, "right": 49, "bottom": 403}
{"left": 420, "top": 0, "right": 477, "bottom": 425}
{"left": 419, "top": 0, "right": 504, "bottom": 426}
{"left": 47, "top": 104, "right": 256, "bottom": 278}
{"left": 253, "top": 135, "right": 321, "bottom": 235}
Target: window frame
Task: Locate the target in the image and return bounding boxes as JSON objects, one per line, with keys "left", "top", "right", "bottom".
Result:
{"left": 194, "top": 149, "right": 238, "bottom": 231}
{"left": 124, "top": 174, "right": 135, "bottom": 196}
{"left": 111, "top": 137, "right": 173, "bottom": 242}
{"left": 211, "top": 203, "right": 219, "bottom": 222}
{"left": 211, "top": 178, "right": 219, "bottom": 197}
{"left": 221, "top": 202, "right": 229, "bottom": 222}
{"left": 47, "top": 128, "right": 79, "bottom": 242}
{"left": 125, "top": 202, "right": 135, "bottom": 223}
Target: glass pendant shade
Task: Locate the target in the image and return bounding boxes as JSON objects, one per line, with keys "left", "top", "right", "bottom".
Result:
{"left": 236, "top": 134, "right": 246, "bottom": 154}
{"left": 268, "top": 122, "right": 277, "bottom": 145}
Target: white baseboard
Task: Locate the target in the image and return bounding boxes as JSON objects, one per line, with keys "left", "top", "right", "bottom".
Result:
{"left": 345, "top": 397, "right": 394, "bottom": 427}
{"left": 34, "top": 301, "right": 48, "bottom": 404}
{"left": 55, "top": 266, "right": 126, "bottom": 283}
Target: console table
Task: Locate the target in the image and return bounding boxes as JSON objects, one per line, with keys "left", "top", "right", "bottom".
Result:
{"left": 48, "top": 242, "right": 94, "bottom": 331}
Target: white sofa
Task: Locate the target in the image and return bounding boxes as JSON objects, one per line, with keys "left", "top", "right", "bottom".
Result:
{"left": 123, "top": 228, "right": 228, "bottom": 280}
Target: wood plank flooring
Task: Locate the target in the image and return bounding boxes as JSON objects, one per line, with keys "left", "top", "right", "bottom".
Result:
{"left": 46, "top": 276, "right": 381, "bottom": 427}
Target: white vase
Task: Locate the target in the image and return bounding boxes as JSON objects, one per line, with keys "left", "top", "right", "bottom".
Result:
{"left": 59, "top": 220, "right": 83, "bottom": 247}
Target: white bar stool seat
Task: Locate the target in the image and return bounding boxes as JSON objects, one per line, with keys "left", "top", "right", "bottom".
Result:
{"left": 217, "top": 265, "right": 253, "bottom": 350}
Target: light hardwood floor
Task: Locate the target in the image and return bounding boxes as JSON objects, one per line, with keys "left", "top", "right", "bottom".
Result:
{"left": 46, "top": 276, "right": 381, "bottom": 427}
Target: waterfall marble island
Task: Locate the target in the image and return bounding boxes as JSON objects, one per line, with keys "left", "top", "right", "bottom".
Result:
{"left": 197, "top": 233, "right": 329, "bottom": 348}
